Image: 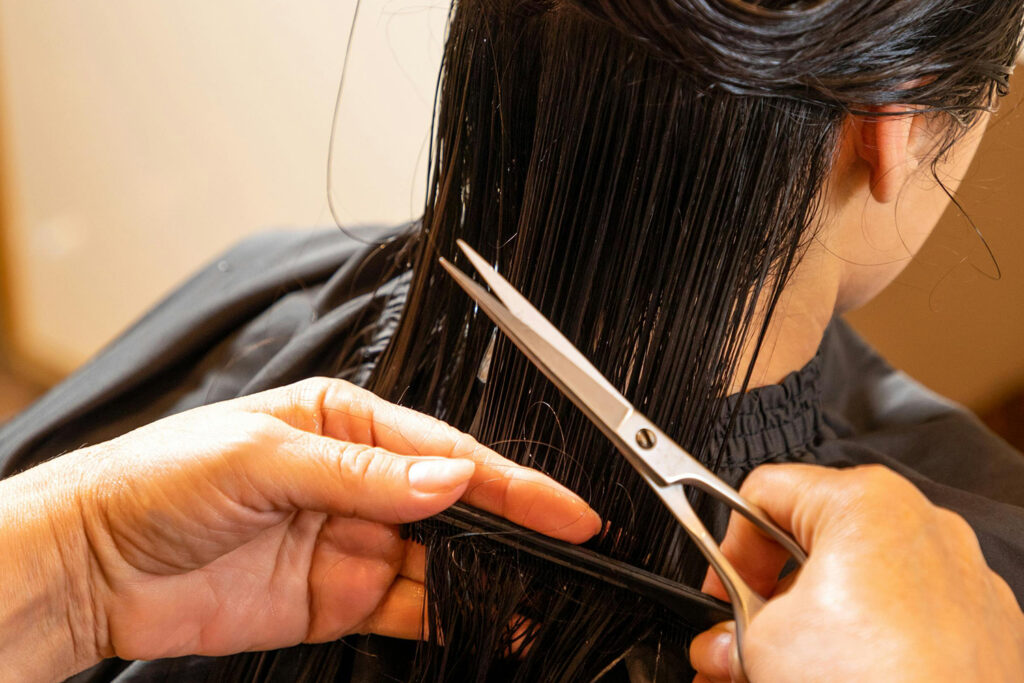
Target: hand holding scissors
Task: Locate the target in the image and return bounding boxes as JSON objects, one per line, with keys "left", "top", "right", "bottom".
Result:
{"left": 689, "top": 463, "right": 1024, "bottom": 683}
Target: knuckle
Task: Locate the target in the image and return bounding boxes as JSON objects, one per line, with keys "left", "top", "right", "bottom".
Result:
{"left": 339, "top": 443, "right": 376, "bottom": 480}
{"left": 291, "top": 376, "right": 337, "bottom": 394}
{"left": 448, "top": 429, "right": 481, "bottom": 460}
{"left": 284, "top": 377, "right": 360, "bottom": 434}
{"left": 338, "top": 443, "right": 394, "bottom": 486}
{"left": 304, "top": 376, "right": 365, "bottom": 405}
{"left": 856, "top": 463, "right": 895, "bottom": 484}
{"left": 738, "top": 464, "right": 773, "bottom": 498}
{"left": 232, "top": 411, "right": 287, "bottom": 445}
{"left": 845, "top": 464, "right": 906, "bottom": 499}
{"left": 214, "top": 414, "right": 289, "bottom": 478}
{"left": 937, "top": 508, "right": 979, "bottom": 545}
{"left": 289, "top": 376, "right": 333, "bottom": 407}
{"left": 989, "top": 570, "right": 1020, "bottom": 609}
{"left": 823, "top": 466, "right": 904, "bottom": 525}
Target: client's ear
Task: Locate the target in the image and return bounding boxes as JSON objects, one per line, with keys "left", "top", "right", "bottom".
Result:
{"left": 852, "top": 105, "right": 923, "bottom": 204}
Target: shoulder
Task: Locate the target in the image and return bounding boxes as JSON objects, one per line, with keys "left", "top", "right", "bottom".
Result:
{"left": 817, "top": 317, "right": 1024, "bottom": 505}
{"left": 0, "top": 224, "right": 412, "bottom": 477}
{"left": 819, "top": 318, "right": 959, "bottom": 430}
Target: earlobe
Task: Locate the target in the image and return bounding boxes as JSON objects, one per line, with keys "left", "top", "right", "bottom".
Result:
{"left": 853, "top": 105, "right": 918, "bottom": 204}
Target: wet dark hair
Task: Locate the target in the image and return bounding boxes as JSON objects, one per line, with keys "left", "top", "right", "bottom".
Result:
{"left": 218, "top": 0, "right": 1023, "bottom": 680}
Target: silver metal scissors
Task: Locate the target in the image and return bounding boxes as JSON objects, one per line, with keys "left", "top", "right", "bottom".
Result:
{"left": 440, "top": 239, "right": 807, "bottom": 676}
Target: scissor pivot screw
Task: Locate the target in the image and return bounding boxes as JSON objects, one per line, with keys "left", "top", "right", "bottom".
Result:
{"left": 636, "top": 429, "right": 657, "bottom": 449}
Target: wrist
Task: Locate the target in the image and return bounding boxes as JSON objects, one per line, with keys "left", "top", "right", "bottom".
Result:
{"left": 0, "top": 453, "right": 105, "bottom": 681}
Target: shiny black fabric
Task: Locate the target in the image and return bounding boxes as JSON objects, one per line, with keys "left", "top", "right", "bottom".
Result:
{"left": 3, "top": 227, "right": 1024, "bottom": 682}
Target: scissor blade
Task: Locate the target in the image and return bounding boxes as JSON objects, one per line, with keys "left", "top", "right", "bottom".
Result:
{"left": 457, "top": 240, "right": 588, "bottom": 351}
{"left": 439, "top": 254, "right": 632, "bottom": 431}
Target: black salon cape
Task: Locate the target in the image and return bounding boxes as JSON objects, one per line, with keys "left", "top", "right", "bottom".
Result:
{"left": 4, "top": 226, "right": 1024, "bottom": 682}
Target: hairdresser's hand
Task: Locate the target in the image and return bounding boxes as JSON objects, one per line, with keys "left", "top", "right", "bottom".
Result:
{"left": 0, "top": 378, "right": 600, "bottom": 682}
{"left": 688, "top": 463, "right": 1024, "bottom": 683}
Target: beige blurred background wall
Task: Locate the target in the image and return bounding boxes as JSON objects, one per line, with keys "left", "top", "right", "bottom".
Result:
{"left": 0, "top": 2, "right": 1022, "bottom": 419}
{"left": 0, "top": 0, "right": 446, "bottom": 380}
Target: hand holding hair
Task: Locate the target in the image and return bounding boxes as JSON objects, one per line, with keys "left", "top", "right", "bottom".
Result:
{"left": 688, "top": 463, "right": 1024, "bottom": 683}
{"left": 0, "top": 377, "right": 601, "bottom": 682}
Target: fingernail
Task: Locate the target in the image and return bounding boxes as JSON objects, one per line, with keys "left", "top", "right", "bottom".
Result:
{"left": 409, "top": 459, "right": 475, "bottom": 493}
{"left": 710, "top": 631, "right": 733, "bottom": 672}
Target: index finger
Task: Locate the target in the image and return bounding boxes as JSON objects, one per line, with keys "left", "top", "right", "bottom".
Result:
{"left": 700, "top": 504, "right": 793, "bottom": 602}
{"left": 239, "top": 378, "right": 602, "bottom": 544}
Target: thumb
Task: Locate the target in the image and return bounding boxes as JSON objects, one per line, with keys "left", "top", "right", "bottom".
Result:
{"left": 231, "top": 424, "right": 476, "bottom": 523}
{"left": 689, "top": 621, "right": 734, "bottom": 681}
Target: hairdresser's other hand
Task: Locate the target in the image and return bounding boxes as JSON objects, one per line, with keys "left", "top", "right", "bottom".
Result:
{"left": 0, "top": 378, "right": 600, "bottom": 682}
{"left": 688, "top": 463, "right": 1024, "bottom": 683}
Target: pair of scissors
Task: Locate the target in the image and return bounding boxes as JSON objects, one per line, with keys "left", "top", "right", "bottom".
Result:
{"left": 439, "top": 239, "right": 807, "bottom": 677}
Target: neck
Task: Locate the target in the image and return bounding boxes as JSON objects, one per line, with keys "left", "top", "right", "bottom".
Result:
{"left": 730, "top": 243, "right": 841, "bottom": 394}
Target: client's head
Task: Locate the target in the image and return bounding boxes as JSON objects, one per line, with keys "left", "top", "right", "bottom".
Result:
{"left": 560, "top": 0, "right": 1022, "bottom": 389}
{"left": 225, "top": 1, "right": 1024, "bottom": 680}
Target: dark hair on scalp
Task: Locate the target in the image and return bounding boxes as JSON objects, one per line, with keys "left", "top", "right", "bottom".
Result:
{"left": 217, "top": 0, "right": 1024, "bottom": 680}
{"left": 572, "top": 0, "right": 1018, "bottom": 109}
